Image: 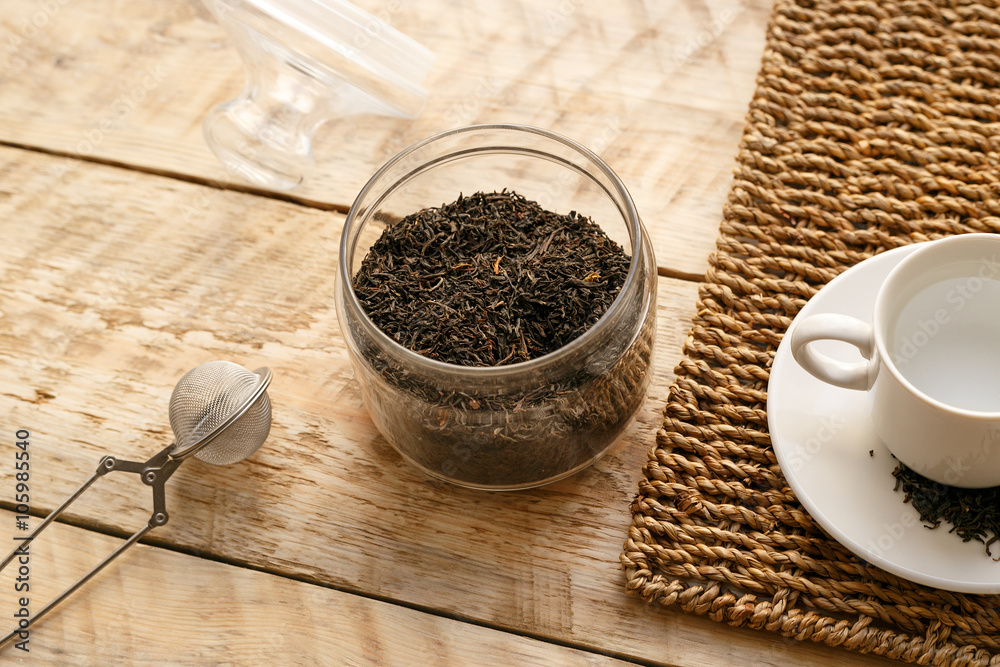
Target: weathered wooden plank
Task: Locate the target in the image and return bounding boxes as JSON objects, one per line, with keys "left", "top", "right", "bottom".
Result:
{"left": 0, "top": 146, "right": 898, "bottom": 665}
{"left": 0, "top": 0, "right": 771, "bottom": 277}
{"left": 0, "top": 511, "right": 639, "bottom": 665}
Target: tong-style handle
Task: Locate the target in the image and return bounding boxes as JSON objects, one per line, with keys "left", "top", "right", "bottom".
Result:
{"left": 0, "top": 444, "right": 182, "bottom": 648}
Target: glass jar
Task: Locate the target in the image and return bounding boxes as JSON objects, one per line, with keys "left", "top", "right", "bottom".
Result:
{"left": 336, "top": 124, "right": 656, "bottom": 490}
{"left": 201, "top": 0, "right": 433, "bottom": 190}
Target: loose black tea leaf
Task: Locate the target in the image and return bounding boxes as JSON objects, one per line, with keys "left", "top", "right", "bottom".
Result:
{"left": 353, "top": 190, "right": 630, "bottom": 366}
{"left": 892, "top": 462, "right": 1000, "bottom": 559}
{"left": 345, "top": 190, "right": 654, "bottom": 487}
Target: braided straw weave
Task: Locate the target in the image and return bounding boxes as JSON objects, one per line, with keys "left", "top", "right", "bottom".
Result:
{"left": 622, "top": 0, "right": 1000, "bottom": 663}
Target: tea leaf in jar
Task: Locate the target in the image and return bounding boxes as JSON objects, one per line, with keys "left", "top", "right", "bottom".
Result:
{"left": 352, "top": 190, "right": 630, "bottom": 367}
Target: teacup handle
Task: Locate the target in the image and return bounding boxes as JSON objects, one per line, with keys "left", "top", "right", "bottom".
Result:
{"left": 790, "top": 313, "right": 874, "bottom": 391}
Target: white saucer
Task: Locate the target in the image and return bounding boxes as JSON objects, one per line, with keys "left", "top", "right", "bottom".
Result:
{"left": 769, "top": 244, "right": 1000, "bottom": 594}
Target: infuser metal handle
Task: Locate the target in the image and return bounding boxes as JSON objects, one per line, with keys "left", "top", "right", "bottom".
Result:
{"left": 0, "top": 444, "right": 182, "bottom": 648}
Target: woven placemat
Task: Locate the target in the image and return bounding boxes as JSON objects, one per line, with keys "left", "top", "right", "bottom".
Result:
{"left": 621, "top": 1, "right": 1000, "bottom": 664}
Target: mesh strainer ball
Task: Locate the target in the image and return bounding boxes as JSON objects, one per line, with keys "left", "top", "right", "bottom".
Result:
{"left": 167, "top": 361, "right": 272, "bottom": 465}
{"left": 0, "top": 360, "right": 275, "bottom": 650}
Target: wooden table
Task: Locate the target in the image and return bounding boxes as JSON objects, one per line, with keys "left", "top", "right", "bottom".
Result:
{"left": 0, "top": 1, "right": 903, "bottom": 664}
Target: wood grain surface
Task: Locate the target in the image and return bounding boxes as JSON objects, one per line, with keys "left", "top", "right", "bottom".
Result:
{"left": 0, "top": 512, "right": 637, "bottom": 666}
{"left": 0, "top": 145, "right": 899, "bottom": 665}
{"left": 0, "top": 0, "right": 773, "bottom": 278}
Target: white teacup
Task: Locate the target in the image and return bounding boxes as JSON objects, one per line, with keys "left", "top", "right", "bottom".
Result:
{"left": 791, "top": 234, "right": 1000, "bottom": 488}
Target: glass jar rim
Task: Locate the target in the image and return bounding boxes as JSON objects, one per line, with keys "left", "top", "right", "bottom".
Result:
{"left": 338, "top": 123, "right": 647, "bottom": 378}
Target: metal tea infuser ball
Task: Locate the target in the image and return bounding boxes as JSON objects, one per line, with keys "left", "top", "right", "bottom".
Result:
{"left": 0, "top": 361, "right": 273, "bottom": 647}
